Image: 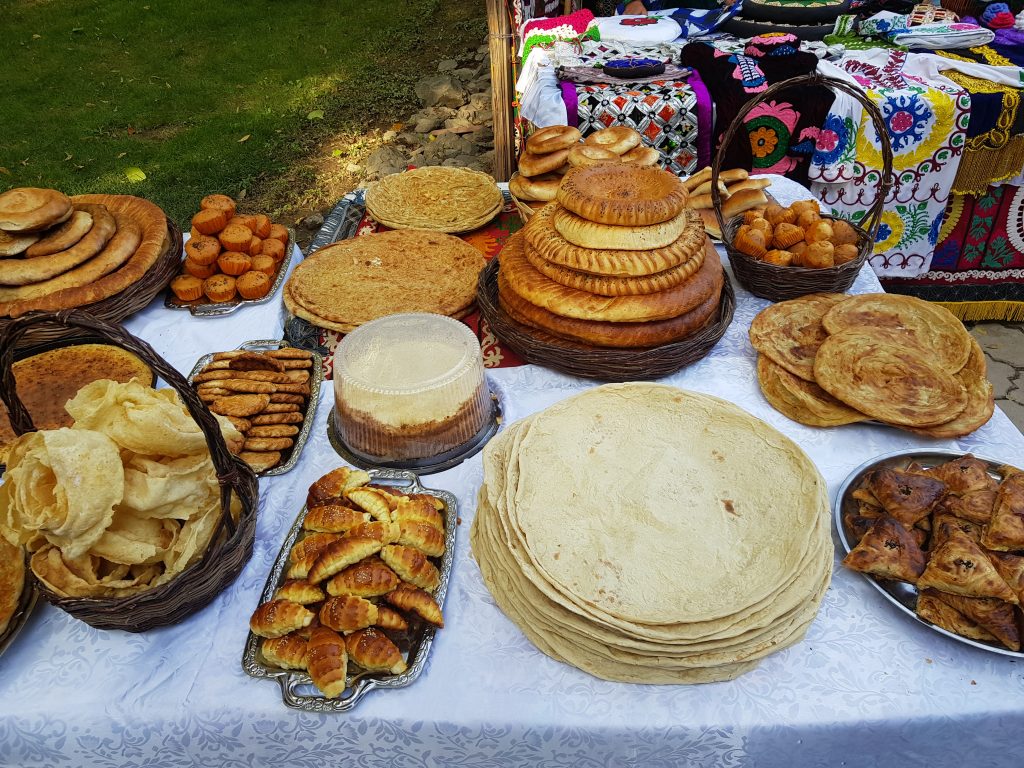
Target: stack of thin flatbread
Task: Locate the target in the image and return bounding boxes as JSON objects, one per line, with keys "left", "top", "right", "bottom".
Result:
{"left": 471, "top": 383, "right": 833, "bottom": 684}
{"left": 283, "top": 229, "right": 485, "bottom": 333}
{"left": 365, "top": 167, "right": 502, "bottom": 233}
{"left": 0, "top": 187, "right": 169, "bottom": 318}
{"left": 503, "top": 164, "right": 724, "bottom": 348}
{"left": 842, "top": 454, "right": 1024, "bottom": 651}
{"left": 750, "top": 292, "right": 994, "bottom": 438}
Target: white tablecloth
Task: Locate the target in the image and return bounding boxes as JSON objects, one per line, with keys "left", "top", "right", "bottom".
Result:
{"left": 3, "top": 227, "right": 1024, "bottom": 768}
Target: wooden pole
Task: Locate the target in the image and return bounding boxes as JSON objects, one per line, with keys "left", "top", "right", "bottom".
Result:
{"left": 486, "top": 0, "right": 516, "bottom": 182}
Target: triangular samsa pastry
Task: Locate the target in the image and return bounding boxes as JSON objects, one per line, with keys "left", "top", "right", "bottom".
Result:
{"left": 844, "top": 513, "right": 880, "bottom": 545}
{"left": 852, "top": 487, "right": 881, "bottom": 508}
{"left": 981, "top": 473, "right": 1024, "bottom": 552}
{"left": 842, "top": 517, "right": 927, "bottom": 583}
{"left": 917, "top": 529, "right": 1019, "bottom": 603}
{"left": 933, "top": 591, "right": 1021, "bottom": 651}
{"left": 864, "top": 468, "right": 947, "bottom": 528}
{"left": 930, "top": 513, "right": 984, "bottom": 550}
{"left": 925, "top": 454, "right": 998, "bottom": 496}
{"left": 987, "top": 550, "right": 1024, "bottom": 605}
{"left": 916, "top": 589, "right": 998, "bottom": 643}
{"left": 933, "top": 490, "right": 998, "bottom": 526}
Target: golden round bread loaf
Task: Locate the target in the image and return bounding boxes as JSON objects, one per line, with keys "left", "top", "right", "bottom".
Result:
{"left": 813, "top": 328, "right": 969, "bottom": 427}
{"left": 509, "top": 172, "right": 561, "bottom": 202}
{"left": 552, "top": 205, "right": 690, "bottom": 251}
{"left": 0, "top": 230, "right": 39, "bottom": 257}
{"left": 567, "top": 144, "right": 620, "bottom": 168}
{"left": 557, "top": 164, "right": 688, "bottom": 226}
{"left": 821, "top": 293, "right": 971, "bottom": 374}
{"left": 583, "top": 126, "right": 641, "bottom": 155}
{"left": 499, "top": 231, "right": 721, "bottom": 322}
{"left": 748, "top": 293, "right": 850, "bottom": 382}
{"left": 523, "top": 203, "right": 703, "bottom": 277}
{"left": 620, "top": 146, "right": 660, "bottom": 167}
{"left": 756, "top": 355, "right": 866, "bottom": 428}
{"left": 518, "top": 148, "right": 571, "bottom": 178}
{"left": 526, "top": 125, "right": 581, "bottom": 155}
{"left": 0, "top": 205, "right": 116, "bottom": 287}
{"left": 0, "top": 187, "right": 72, "bottom": 232}
{"left": 904, "top": 337, "right": 994, "bottom": 438}
{"left": 24, "top": 210, "right": 94, "bottom": 258}
{"left": 523, "top": 237, "right": 705, "bottom": 296}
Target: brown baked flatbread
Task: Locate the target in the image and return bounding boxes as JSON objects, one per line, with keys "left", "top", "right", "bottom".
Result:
{"left": 904, "top": 339, "right": 994, "bottom": 439}
{"left": 24, "top": 209, "right": 94, "bottom": 258}
{"left": 0, "top": 229, "right": 39, "bottom": 257}
{"left": 841, "top": 516, "right": 927, "bottom": 584}
{"left": 209, "top": 394, "right": 271, "bottom": 418}
{"left": 749, "top": 293, "right": 850, "bottom": 382}
{"left": 756, "top": 354, "right": 866, "bottom": 428}
{"left": 0, "top": 204, "right": 115, "bottom": 287}
{"left": 917, "top": 528, "right": 1018, "bottom": 603}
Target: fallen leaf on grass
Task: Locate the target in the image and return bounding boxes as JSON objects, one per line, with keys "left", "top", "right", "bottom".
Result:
{"left": 307, "top": 110, "right": 324, "bottom": 121}
{"left": 238, "top": 134, "right": 251, "bottom": 143}
{"left": 124, "top": 167, "right": 146, "bottom": 183}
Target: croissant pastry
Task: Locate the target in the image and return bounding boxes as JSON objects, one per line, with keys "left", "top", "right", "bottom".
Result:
{"left": 319, "top": 594, "right": 378, "bottom": 633}
{"left": 385, "top": 582, "right": 444, "bottom": 627}
{"left": 261, "top": 633, "right": 308, "bottom": 670}
{"left": 375, "top": 605, "right": 410, "bottom": 633}
{"left": 306, "top": 627, "right": 349, "bottom": 698}
{"left": 308, "top": 536, "right": 383, "bottom": 584}
{"left": 393, "top": 496, "right": 445, "bottom": 533}
{"left": 396, "top": 520, "right": 445, "bottom": 558}
{"left": 380, "top": 544, "right": 440, "bottom": 592}
{"left": 303, "top": 505, "right": 370, "bottom": 534}
{"left": 249, "top": 599, "right": 315, "bottom": 638}
{"left": 346, "top": 488, "right": 394, "bottom": 522}
{"left": 289, "top": 532, "right": 340, "bottom": 564}
{"left": 274, "top": 579, "right": 325, "bottom": 605}
{"left": 325, "top": 556, "right": 399, "bottom": 598}
{"left": 345, "top": 627, "right": 407, "bottom": 675}
{"left": 343, "top": 520, "right": 400, "bottom": 545}
{"left": 307, "top": 466, "right": 371, "bottom": 507}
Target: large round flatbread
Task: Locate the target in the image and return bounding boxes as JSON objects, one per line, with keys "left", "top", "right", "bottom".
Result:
{"left": 0, "top": 205, "right": 116, "bottom": 286}
{"left": 24, "top": 210, "right": 94, "bottom": 257}
{"left": 0, "top": 230, "right": 39, "bottom": 257}
{"left": 821, "top": 293, "right": 971, "bottom": 373}
{"left": 523, "top": 202, "right": 704, "bottom": 277}
{"left": 756, "top": 354, "right": 867, "bottom": 427}
{"left": 557, "top": 164, "right": 687, "bottom": 226}
{"left": 552, "top": 204, "right": 689, "bottom": 251}
{"left": 905, "top": 337, "right": 994, "bottom": 438}
{"left": 0, "top": 188, "right": 72, "bottom": 232}
{"left": 813, "top": 328, "right": 969, "bottom": 427}
{"left": 503, "top": 384, "right": 828, "bottom": 624}
{"left": 749, "top": 293, "right": 850, "bottom": 382}
{"left": 500, "top": 232, "right": 720, "bottom": 323}
{"left": 365, "top": 167, "right": 503, "bottom": 233}
{"left": 284, "top": 229, "right": 484, "bottom": 330}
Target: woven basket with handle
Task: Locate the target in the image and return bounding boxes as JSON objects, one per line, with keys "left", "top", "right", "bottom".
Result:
{"left": 0, "top": 309, "right": 258, "bottom": 632}
{"left": 713, "top": 73, "right": 893, "bottom": 302}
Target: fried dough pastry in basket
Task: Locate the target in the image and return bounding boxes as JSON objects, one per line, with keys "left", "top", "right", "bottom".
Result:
{"left": 345, "top": 627, "right": 407, "bottom": 675}
{"left": 303, "top": 505, "right": 370, "bottom": 534}
{"left": 385, "top": 583, "right": 444, "bottom": 628}
{"left": 319, "top": 594, "right": 378, "bottom": 633}
{"left": 261, "top": 634, "right": 309, "bottom": 670}
{"left": 325, "top": 556, "right": 400, "bottom": 598}
{"left": 380, "top": 545, "right": 441, "bottom": 592}
{"left": 841, "top": 517, "right": 926, "bottom": 584}
{"left": 306, "top": 627, "right": 349, "bottom": 698}
{"left": 308, "top": 537, "right": 383, "bottom": 584}
{"left": 864, "top": 469, "right": 947, "bottom": 529}
{"left": 249, "top": 599, "right": 316, "bottom": 638}
{"left": 917, "top": 529, "right": 1018, "bottom": 603}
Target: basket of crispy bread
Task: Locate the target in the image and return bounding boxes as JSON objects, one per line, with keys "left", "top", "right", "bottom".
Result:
{"left": 0, "top": 309, "right": 258, "bottom": 631}
{"left": 713, "top": 74, "right": 893, "bottom": 302}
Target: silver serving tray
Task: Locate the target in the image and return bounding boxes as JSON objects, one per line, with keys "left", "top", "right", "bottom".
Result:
{"left": 187, "top": 339, "right": 322, "bottom": 477}
{"left": 835, "top": 449, "right": 1024, "bottom": 658}
{"left": 0, "top": 551, "right": 38, "bottom": 659}
{"left": 241, "top": 469, "right": 457, "bottom": 711}
{"left": 165, "top": 230, "right": 296, "bottom": 316}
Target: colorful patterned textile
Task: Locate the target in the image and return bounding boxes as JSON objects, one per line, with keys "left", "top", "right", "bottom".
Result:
{"left": 520, "top": 10, "right": 601, "bottom": 62}
{"left": 909, "top": 3, "right": 960, "bottom": 25}
{"left": 574, "top": 79, "right": 702, "bottom": 174}
{"left": 880, "top": 184, "right": 1024, "bottom": 320}
{"left": 614, "top": 2, "right": 743, "bottom": 36}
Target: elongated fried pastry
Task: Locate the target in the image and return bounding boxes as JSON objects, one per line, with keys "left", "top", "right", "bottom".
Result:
{"left": 842, "top": 517, "right": 926, "bottom": 584}
{"left": 303, "top": 505, "right": 370, "bottom": 534}
{"left": 289, "top": 532, "right": 340, "bottom": 564}
{"left": 345, "top": 627, "right": 407, "bottom": 675}
{"left": 307, "top": 466, "right": 371, "bottom": 507}
{"left": 933, "top": 591, "right": 1021, "bottom": 651}
{"left": 981, "top": 473, "right": 1024, "bottom": 552}
{"left": 274, "top": 579, "right": 325, "bottom": 605}
{"left": 924, "top": 455, "right": 997, "bottom": 496}
{"left": 916, "top": 590, "right": 997, "bottom": 643}
{"left": 306, "top": 627, "right": 348, "bottom": 698}
{"left": 375, "top": 605, "right": 410, "bottom": 633}
{"left": 380, "top": 545, "right": 441, "bottom": 592}
{"left": 261, "top": 634, "right": 308, "bottom": 670}
{"left": 385, "top": 583, "right": 444, "bottom": 628}
{"left": 249, "top": 599, "right": 315, "bottom": 638}
{"left": 396, "top": 520, "right": 446, "bottom": 557}
{"left": 308, "top": 537, "right": 383, "bottom": 584}
{"left": 342, "top": 521, "right": 400, "bottom": 545}
{"left": 319, "top": 595, "right": 378, "bottom": 633}
{"left": 865, "top": 469, "right": 947, "bottom": 529}
{"left": 346, "top": 488, "right": 394, "bottom": 522}
{"left": 393, "top": 496, "right": 445, "bottom": 533}
{"left": 325, "top": 556, "right": 399, "bottom": 598}
{"left": 286, "top": 551, "right": 319, "bottom": 581}
{"left": 917, "top": 529, "right": 1018, "bottom": 603}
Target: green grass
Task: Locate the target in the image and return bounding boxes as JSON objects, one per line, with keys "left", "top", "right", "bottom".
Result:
{"left": 0, "top": 0, "right": 486, "bottom": 227}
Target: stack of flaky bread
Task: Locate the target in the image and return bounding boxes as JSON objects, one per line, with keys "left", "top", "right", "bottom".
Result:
{"left": 0, "top": 187, "right": 168, "bottom": 318}
{"left": 510, "top": 126, "right": 660, "bottom": 205}
{"left": 501, "top": 163, "right": 723, "bottom": 348}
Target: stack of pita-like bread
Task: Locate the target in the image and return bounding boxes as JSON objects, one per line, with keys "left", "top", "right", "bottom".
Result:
{"left": 471, "top": 383, "right": 833, "bottom": 684}
{"left": 283, "top": 229, "right": 485, "bottom": 333}
{"left": 365, "top": 167, "right": 502, "bottom": 233}
{"left": 751, "top": 292, "right": 994, "bottom": 437}
{"left": 842, "top": 454, "right": 1024, "bottom": 651}
{"left": 503, "top": 164, "right": 724, "bottom": 348}
{"left": 0, "top": 187, "right": 169, "bottom": 318}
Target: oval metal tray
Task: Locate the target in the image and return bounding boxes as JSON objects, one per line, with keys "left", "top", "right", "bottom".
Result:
{"left": 240, "top": 468, "right": 457, "bottom": 711}
{"left": 187, "top": 339, "right": 322, "bottom": 477}
{"left": 835, "top": 449, "right": 1024, "bottom": 658}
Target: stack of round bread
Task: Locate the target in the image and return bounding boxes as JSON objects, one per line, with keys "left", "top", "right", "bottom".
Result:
{"left": 750, "top": 292, "right": 995, "bottom": 437}
{"left": 365, "top": 167, "right": 502, "bottom": 233}
{"left": 470, "top": 383, "right": 833, "bottom": 684}
{"left": 0, "top": 187, "right": 169, "bottom": 318}
{"left": 501, "top": 163, "right": 724, "bottom": 348}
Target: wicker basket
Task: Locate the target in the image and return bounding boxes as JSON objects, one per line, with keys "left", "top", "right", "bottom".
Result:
{"left": 476, "top": 259, "right": 735, "bottom": 382}
{"left": 0, "top": 309, "right": 259, "bottom": 632}
{"left": 712, "top": 74, "right": 893, "bottom": 302}
{"left": 508, "top": 174, "right": 540, "bottom": 223}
